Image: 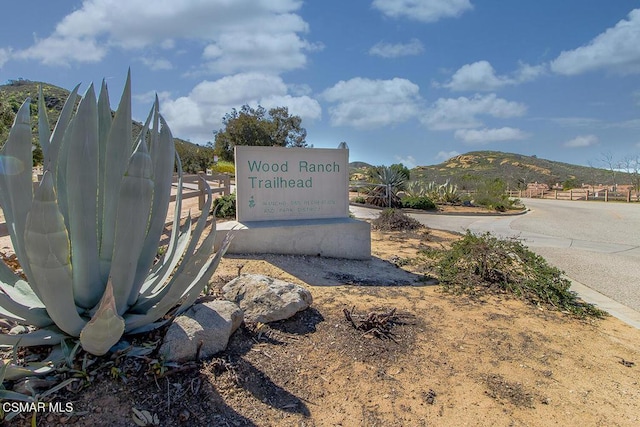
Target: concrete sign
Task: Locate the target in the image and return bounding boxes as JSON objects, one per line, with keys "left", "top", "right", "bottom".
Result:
{"left": 235, "top": 146, "right": 349, "bottom": 222}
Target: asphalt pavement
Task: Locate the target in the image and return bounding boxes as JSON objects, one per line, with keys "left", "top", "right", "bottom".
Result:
{"left": 351, "top": 199, "right": 640, "bottom": 329}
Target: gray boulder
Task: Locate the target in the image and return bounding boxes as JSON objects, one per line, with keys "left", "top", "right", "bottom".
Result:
{"left": 222, "top": 274, "right": 312, "bottom": 323}
{"left": 159, "top": 300, "right": 243, "bottom": 362}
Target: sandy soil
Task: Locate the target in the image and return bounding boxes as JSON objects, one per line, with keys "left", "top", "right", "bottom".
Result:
{"left": 1, "top": 201, "right": 638, "bottom": 427}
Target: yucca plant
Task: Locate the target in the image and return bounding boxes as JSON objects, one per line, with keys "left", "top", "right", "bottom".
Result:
{"left": 364, "top": 166, "right": 406, "bottom": 208}
{"left": 0, "top": 72, "right": 230, "bottom": 355}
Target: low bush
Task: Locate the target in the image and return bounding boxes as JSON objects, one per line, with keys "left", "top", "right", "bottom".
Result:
{"left": 353, "top": 196, "right": 366, "bottom": 204}
{"left": 473, "top": 178, "right": 517, "bottom": 211}
{"left": 429, "top": 231, "right": 606, "bottom": 318}
{"left": 371, "top": 208, "right": 424, "bottom": 231}
{"left": 212, "top": 193, "right": 236, "bottom": 218}
{"left": 210, "top": 160, "right": 235, "bottom": 175}
{"left": 401, "top": 196, "right": 436, "bottom": 210}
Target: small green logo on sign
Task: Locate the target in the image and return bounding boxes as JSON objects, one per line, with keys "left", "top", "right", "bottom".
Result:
{"left": 249, "top": 195, "right": 255, "bottom": 208}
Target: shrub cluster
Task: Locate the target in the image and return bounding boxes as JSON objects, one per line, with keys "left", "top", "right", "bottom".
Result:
{"left": 371, "top": 208, "right": 424, "bottom": 231}
{"left": 212, "top": 193, "right": 236, "bottom": 218}
{"left": 473, "top": 178, "right": 519, "bottom": 211}
{"left": 401, "top": 196, "right": 436, "bottom": 210}
{"left": 210, "top": 160, "right": 235, "bottom": 175}
{"left": 429, "top": 231, "right": 606, "bottom": 318}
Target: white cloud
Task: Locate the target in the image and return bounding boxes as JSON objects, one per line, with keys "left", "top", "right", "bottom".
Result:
{"left": 422, "top": 93, "right": 527, "bottom": 130}
{"left": 323, "top": 77, "right": 423, "bottom": 129}
{"left": 141, "top": 57, "right": 173, "bottom": 71}
{"left": 564, "top": 134, "right": 599, "bottom": 148}
{"left": 160, "top": 72, "right": 321, "bottom": 142}
{"left": 369, "top": 39, "right": 424, "bottom": 58}
{"left": 436, "top": 150, "right": 460, "bottom": 161}
{"left": 372, "top": 0, "right": 473, "bottom": 23}
{"left": 551, "top": 9, "right": 640, "bottom": 75}
{"left": 442, "top": 60, "right": 546, "bottom": 92}
{"left": 9, "top": 0, "right": 314, "bottom": 74}
{"left": 395, "top": 155, "right": 417, "bottom": 168}
{"left": 14, "top": 36, "right": 107, "bottom": 65}
{"left": 454, "top": 127, "right": 529, "bottom": 144}
{"left": 201, "top": 32, "right": 319, "bottom": 74}
{"left": 514, "top": 62, "right": 547, "bottom": 82}
{"left": 0, "top": 48, "right": 11, "bottom": 68}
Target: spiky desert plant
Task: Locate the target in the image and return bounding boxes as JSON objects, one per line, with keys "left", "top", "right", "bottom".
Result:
{"left": 404, "top": 180, "right": 427, "bottom": 198}
{"left": 438, "top": 180, "right": 460, "bottom": 204}
{"left": 364, "top": 166, "right": 406, "bottom": 208}
{"left": 0, "top": 72, "right": 230, "bottom": 355}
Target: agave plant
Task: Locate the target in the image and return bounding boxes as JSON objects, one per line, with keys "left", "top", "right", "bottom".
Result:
{"left": 364, "top": 166, "right": 406, "bottom": 208}
{"left": 0, "top": 72, "right": 230, "bottom": 355}
{"left": 438, "top": 180, "right": 460, "bottom": 204}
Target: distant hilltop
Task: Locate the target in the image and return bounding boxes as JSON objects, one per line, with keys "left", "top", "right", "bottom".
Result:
{"left": 351, "top": 151, "right": 636, "bottom": 190}
{"left": 0, "top": 79, "right": 213, "bottom": 172}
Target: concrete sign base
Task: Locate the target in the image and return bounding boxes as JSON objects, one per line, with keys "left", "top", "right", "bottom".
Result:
{"left": 214, "top": 218, "right": 371, "bottom": 260}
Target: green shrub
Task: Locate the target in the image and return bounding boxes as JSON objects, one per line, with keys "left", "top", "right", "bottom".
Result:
{"left": 353, "top": 196, "right": 366, "bottom": 204}
{"left": 213, "top": 193, "right": 236, "bottom": 218}
{"left": 473, "top": 178, "right": 516, "bottom": 211}
{"left": 371, "top": 208, "right": 424, "bottom": 231}
{"left": 401, "top": 196, "right": 436, "bottom": 210}
{"left": 430, "top": 231, "right": 606, "bottom": 318}
{"left": 210, "top": 160, "right": 235, "bottom": 175}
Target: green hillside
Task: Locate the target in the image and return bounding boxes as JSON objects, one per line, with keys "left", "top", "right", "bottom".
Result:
{"left": 0, "top": 79, "right": 214, "bottom": 172}
{"left": 411, "top": 151, "right": 632, "bottom": 190}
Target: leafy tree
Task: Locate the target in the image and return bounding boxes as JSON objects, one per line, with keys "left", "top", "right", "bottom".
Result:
{"left": 390, "top": 163, "right": 411, "bottom": 181}
{"left": 175, "top": 140, "right": 216, "bottom": 173}
{"left": 213, "top": 105, "right": 307, "bottom": 161}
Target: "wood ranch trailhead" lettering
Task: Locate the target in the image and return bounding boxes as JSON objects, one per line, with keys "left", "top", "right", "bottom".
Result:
{"left": 247, "top": 159, "right": 341, "bottom": 189}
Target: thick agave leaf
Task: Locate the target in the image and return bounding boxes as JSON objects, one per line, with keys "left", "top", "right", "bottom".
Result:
{"left": 109, "top": 140, "right": 154, "bottom": 314}
{"left": 79, "top": 280, "right": 125, "bottom": 356}
{"left": 23, "top": 172, "right": 86, "bottom": 336}
{"left": 125, "top": 218, "right": 230, "bottom": 333}
{"left": 124, "top": 180, "right": 219, "bottom": 331}
{"left": 0, "top": 222, "right": 51, "bottom": 328}
{"left": 0, "top": 293, "right": 51, "bottom": 327}
{"left": 97, "top": 80, "right": 112, "bottom": 246}
{"left": 134, "top": 156, "right": 188, "bottom": 302}
{"left": 2, "top": 361, "right": 56, "bottom": 381}
{"left": 175, "top": 224, "right": 233, "bottom": 315}
{"left": 99, "top": 71, "right": 133, "bottom": 281}
{"left": 0, "top": 263, "right": 44, "bottom": 308}
{"left": 0, "top": 326, "right": 67, "bottom": 347}
{"left": 65, "top": 84, "right": 103, "bottom": 309}
{"left": 46, "top": 84, "right": 79, "bottom": 171}
{"left": 38, "top": 85, "right": 51, "bottom": 160}
{"left": 131, "top": 112, "right": 175, "bottom": 296}
{"left": 131, "top": 215, "right": 192, "bottom": 313}
{"left": 0, "top": 99, "right": 34, "bottom": 284}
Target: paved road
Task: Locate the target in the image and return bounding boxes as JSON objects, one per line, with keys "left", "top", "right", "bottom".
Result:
{"left": 351, "top": 199, "right": 640, "bottom": 328}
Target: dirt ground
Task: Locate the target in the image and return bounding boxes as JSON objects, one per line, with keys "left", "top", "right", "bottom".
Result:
{"left": 3, "top": 217, "right": 639, "bottom": 427}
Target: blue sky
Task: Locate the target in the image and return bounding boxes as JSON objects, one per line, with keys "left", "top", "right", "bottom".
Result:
{"left": 1, "top": 1, "right": 640, "bottom": 168}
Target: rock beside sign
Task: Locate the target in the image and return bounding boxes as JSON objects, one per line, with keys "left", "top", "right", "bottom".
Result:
{"left": 222, "top": 274, "right": 313, "bottom": 323}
